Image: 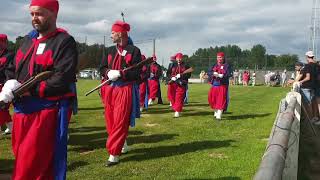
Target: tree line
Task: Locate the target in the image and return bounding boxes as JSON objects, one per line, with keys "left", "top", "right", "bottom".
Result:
{"left": 185, "top": 44, "right": 299, "bottom": 75}
{"left": 7, "top": 37, "right": 298, "bottom": 74}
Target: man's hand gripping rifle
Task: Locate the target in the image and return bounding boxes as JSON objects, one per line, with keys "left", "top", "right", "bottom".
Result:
{"left": 85, "top": 57, "right": 153, "bottom": 96}
{"left": 168, "top": 67, "right": 194, "bottom": 84}
{"left": 0, "top": 71, "right": 54, "bottom": 108}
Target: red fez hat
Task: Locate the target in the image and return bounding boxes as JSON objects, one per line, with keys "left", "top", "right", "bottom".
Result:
{"left": 217, "top": 52, "right": 225, "bottom": 57}
{"left": 0, "top": 34, "right": 8, "bottom": 50}
{"left": 141, "top": 54, "right": 146, "bottom": 60}
{"left": 30, "top": 0, "right": 59, "bottom": 15}
{"left": 175, "top": 53, "right": 183, "bottom": 59}
{"left": 111, "top": 21, "right": 130, "bottom": 33}
{"left": 0, "top": 34, "right": 8, "bottom": 43}
{"left": 170, "top": 55, "right": 176, "bottom": 61}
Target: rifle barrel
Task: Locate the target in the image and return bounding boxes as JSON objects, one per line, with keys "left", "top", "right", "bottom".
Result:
{"left": 85, "top": 79, "right": 111, "bottom": 96}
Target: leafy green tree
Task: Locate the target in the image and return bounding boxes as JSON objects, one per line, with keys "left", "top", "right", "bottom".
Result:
{"left": 250, "top": 44, "right": 266, "bottom": 69}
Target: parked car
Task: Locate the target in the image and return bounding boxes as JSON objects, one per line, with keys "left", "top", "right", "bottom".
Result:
{"left": 79, "top": 69, "right": 93, "bottom": 79}
{"left": 78, "top": 69, "right": 101, "bottom": 79}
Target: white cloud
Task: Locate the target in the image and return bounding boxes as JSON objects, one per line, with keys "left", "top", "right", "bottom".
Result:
{"left": 84, "top": 19, "right": 112, "bottom": 34}
{"left": 0, "top": 0, "right": 315, "bottom": 66}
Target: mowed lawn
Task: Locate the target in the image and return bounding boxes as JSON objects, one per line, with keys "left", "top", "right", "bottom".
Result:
{"left": 0, "top": 80, "right": 288, "bottom": 179}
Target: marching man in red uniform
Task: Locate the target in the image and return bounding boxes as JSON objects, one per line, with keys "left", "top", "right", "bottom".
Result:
{"left": 167, "top": 55, "right": 176, "bottom": 107}
{"left": 147, "top": 55, "right": 163, "bottom": 105}
{"left": 0, "top": 0, "right": 78, "bottom": 179}
{"left": 208, "top": 52, "right": 232, "bottom": 120}
{"left": 0, "top": 34, "right": 14, "bottom": 134}
{"left": 139, "top": 54, "right": 148, "bottom": 112}
{"left": 167, "top": 53, "right": 191, "bottom": 118}
{"left": 100, "top": 20, "right": 142, "bottom": 166}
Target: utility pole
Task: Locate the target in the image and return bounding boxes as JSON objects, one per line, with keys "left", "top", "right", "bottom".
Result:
{"left": 121, "top": 12, "right": 125, "bottom": 22}
{"left": 153, "top": 38, "right": 156, "bottom": 56}
{"left": 310, "top": 0, "right": 320, "bottom": 59}
{"left": 102, "top": 35, "right": 106, "bottom": 59}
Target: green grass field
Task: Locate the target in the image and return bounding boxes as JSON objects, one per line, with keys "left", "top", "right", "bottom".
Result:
{"left": 0, "top": 80, "right": 289, "bottom": 179}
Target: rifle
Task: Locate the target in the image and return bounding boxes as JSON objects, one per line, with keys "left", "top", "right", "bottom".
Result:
{"left": 85, "top": 57, "right": 153, "bottom": 96}
{"left": 168, "top": 67, "right": 194, "bottom": 84}
{"left": 0, "top": 71, "right": 54, "bottom": 108}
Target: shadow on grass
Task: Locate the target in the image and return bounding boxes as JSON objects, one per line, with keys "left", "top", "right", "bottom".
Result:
{"left": 142, "top": 109, "right": 172, "bottom": 114}
{"left": 0, "top": 134, "right": 11, "bottom": 140}
{"left": 69, "top": 126, "right": 106, "bottom": 133}
{"left": 212, "top": 177, "right": 241, "bottom": 180}
{"left": 68, "top": 133, "right": 106, "bottom": 152}
{"left": 146, "top": 109, "right": 191, "bottom": 114}
{"left": 122, "top": 140, "right": 235, "bottom": 162}
{"left": 183, "top": 178, "right": 240, "bottom": 180}
{"left": 69, "top": 128, "right": 178, "bottom": 153}
{"left": 69, "top": 126, "right": 143, "bottom": 136}
{"left": 68, "top": 126, "right": 106, "bottom": 152}
{"left": 298, "top": 110, "right": 320, "bottom": 179}
{"left": 143, "top": 102, "right": 210, "bottom": 113}
{"left": 182, "top": 111, "right": 214, "bottom": 117}
{"left": 183, "top": 179, "right": 213, "bottom": 180}
{"left": 78, "top": 107, "right": 104, "bottom": 111}
{"left": 188, "top": 103, "right": 209, "bottom": 107}
{"left": 0, "top": 174, "right": 11, "bottom": 180}
{"left": 68, "top": 161, "right": 89, "bottom": 172}
{"left": 128, "top": 134, "right": 179, "bottom": 144}
{"left": 129, "top": 131, "right": 144, "bottom": 136}
{"left": 226, "top": 113, "right": 272, "bottom": 120}
{"left": 0, "top": 159, "right": 14, "bottom": 174}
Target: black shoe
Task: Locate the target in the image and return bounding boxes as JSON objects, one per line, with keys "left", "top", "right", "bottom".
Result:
{"left": 105, "top": 161, "right": 119, "bottom": 167}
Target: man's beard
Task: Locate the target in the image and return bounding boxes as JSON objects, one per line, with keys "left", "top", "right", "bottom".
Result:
{"left": 32, "top": 19, "right": 50, "bottom": 33}
{"left": 112, "top": 37, "right": 121, "bottom": 44}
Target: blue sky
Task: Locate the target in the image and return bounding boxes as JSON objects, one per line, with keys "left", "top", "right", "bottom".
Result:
{"left": 0, "top": 0, "right": 315, "bottom": 66}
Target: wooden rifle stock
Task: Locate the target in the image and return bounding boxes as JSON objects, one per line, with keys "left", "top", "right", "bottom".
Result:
{"left": 0, "top": 71, "right": 54, "bottom": 108}
{"left": 168, "top": 67, "right": 194, "bottom": 84}
{"left": 85, "top": 57, "right": 153, "bottom": 96}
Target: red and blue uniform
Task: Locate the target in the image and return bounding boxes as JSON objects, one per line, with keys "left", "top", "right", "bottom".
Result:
{"left": 167, "top": 62, "right": 191, "bottom": 112}
{"left": 208, "top": 63, "right": 232, "bottom": 110}
{"left": 100, "top": 44, "right": 142, "bottom": 156}
{"left": 148, "top": 62, "right": 163, "bottom": 103}
{"left": 139, "top": 64, "right": 149, "bottom": 108}
{"left": 6, "top": 28, "right": 78, "bottom": 180}
{"left": 138, "top": 55, "right": 149, "bottom": 109}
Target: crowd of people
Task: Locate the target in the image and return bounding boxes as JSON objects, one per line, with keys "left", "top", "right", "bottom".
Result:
{"left": 225, "top": 69, "right": 291, "bottom": 87}
{"left": 287, "top": 51, "right": 320, "bottom": 124}
{"left": 200, "top": 69, "right": 255, "bottom": 86}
